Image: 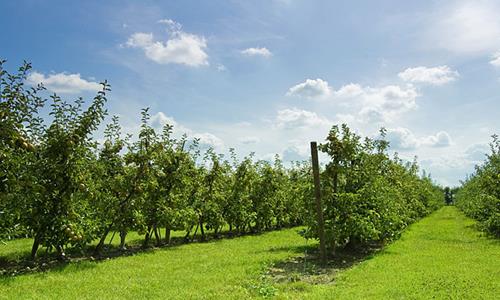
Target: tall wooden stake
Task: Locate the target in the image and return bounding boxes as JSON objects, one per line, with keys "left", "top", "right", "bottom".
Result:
{"left": 310, "top": 141, "right": 326, "bottom": 265}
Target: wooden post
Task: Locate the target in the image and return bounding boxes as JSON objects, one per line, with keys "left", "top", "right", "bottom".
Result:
{"left": 310, "top": 141, "right": 327, "bottom": 265}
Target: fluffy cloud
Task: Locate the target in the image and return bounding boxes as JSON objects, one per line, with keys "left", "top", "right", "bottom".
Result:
{"left": 426, "top": 1, "right": 500, "bottom": 54}
{"left": 285, "top": 77, "right": 418, "bottom": 123}
{"left": 354, "top": 85, "right": 419, "bottom": 123}
{"left": 26, "top": 72, "right": 101, "bottom": 94}
{"left": 398, "top": 66, "right": 459, "bottom": 85}
{"left": 193, "top": 132, "right": 224, "bottom": 148}
{"left": 385, "top": 127, "right": 452, "bottom": 150}
{"left": 241, "top": 47, "right": 272, "bottom": 58}
{"left": 490, "top": 52, "right": 500, "bottom": 67}
{"left": 334, "top": 83, "right": 364, "bottom": 98}
{"left": 421, "top": 131, "right": 453, "bottom": 147}
{"left": 286, "top": 78, "right": 332, "bottom": 99}
{"left": 150, "top": 112, "right": 223, "bottom": 149}
{"left": 275, "top": 108, "right": 330, "bottom": 129}
{"left": 385, "top": 127, "right": 420, "bottom": 150}
{"left": 126, "top": 19, "right": 208, "bottom": 66}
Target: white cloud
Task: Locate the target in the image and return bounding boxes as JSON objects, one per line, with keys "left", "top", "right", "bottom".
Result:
{"left": 26, "top": 71, "right": 101, "bottom": 94}
{"left": 286, "top": 78, "right": 332, "bottom": 99}
{"left": 150, "top": 111, "right": 191, "bottom": 135}
{"left": 386, "top": 127, "right": 420, "bottom": 150}
{"left": 125, "top": 20, "right": 208, "bottom": 67}
{"left": 356, "top": 85, "right": 419, "bottom": 123}
{"left": 398, "top": 66, "right": 459, "bottom": 85}
{"left": 241, "top": 47, "right": 272, "bottom": 58}
{"left": 150, "top": 112, "right": 223, "bottom": 149}
{"left": 385, "top": 127, "right": 452, "bottom": 150}
{"left": 421, "top": 131, "right": 453, "bottom": 147}
{"left": 490, "top": 52, "right": 500, "bottom": 67}
{"left": 426, "top": 1, "right": 500, "bottom": 54}
{"left": 275, "top": 108, "right": 331, "bottom": 129}
{"left": 334, "top": 83, "right": 364, "bottom": 98}
{"left": 193, "top": 132, "right": 224, "bottom": 149}
{"left": 285, "top": 77, "right": 419, "bottom": 123}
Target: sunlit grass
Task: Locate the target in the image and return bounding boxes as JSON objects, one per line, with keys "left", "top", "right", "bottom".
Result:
{"left": 277, "top": 206, "right": 500, "bottom": 299}
{"left": 1, "top": 207, "right": 498, "bottom": 299}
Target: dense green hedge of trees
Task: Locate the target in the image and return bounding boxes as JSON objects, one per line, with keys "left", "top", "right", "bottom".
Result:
{"left": 456, "top": 136, "right": 500, "bottom": 237}
{"left": 1, "top": 60, "right": 445, "bottom": 260}
{"left": 303, "top": 125, "right": 444, "bottom": 253}
{"left": 0, "top": 61, "right": 311, "bottom": 259}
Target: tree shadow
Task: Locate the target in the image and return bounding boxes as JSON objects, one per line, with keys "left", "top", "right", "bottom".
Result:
{"left": 264, "top": 243, "right": 383, "bottom": 285}
{"left": 0, "top": 226, "right": 297, "bottom": 277}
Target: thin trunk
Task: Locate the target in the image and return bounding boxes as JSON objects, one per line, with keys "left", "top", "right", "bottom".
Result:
{"left": 94, "top": 225, "right": 112, "bottom": 255}
{"left": 154, "top": 225, "right": 161, "bottom": 246}
{"left": 108, "top": 231, "right": 116, "bottom": 245}
{"left": 119, "top": 230, "right": 127, "bottom": 250}
{"left": 143, "top": 226, "right": 152, "bottom": 248}
{"left": 199, "top": 219, "right": 205, "bottom": 241}
{"left": 192, "top": 223, "right": 199, "bottom": 242}
{"left": 30, "top": 235, "right": 41, "bottom": 260}
{"left": 165, "top": 226, "right": 171, "bottom": 244}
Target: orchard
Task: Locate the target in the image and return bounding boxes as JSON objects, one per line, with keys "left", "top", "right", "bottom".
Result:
{"left": 0, "top": 60, "right": 497, "bottom": 266}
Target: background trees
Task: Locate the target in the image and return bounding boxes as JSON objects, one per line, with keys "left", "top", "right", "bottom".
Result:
{"left": 456, "top": 135, "right": 500, "bottom": 237}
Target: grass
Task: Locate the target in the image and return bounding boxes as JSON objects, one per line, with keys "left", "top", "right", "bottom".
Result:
{"left": 0, "top": 228, "right": 310, "bottom": 299}
{"left": 275, "top": 206, "right": 500, "bottom": 299}
{"left": 1, "top": 206, "right": 499, "bottom": 299}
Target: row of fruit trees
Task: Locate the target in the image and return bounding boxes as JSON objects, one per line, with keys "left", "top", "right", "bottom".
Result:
{"left": 1, "top": 60, "right": 444, "bottom": 261}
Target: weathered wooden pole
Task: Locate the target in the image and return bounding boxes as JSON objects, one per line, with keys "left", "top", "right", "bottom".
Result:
{"left": 310, "top": 141, "right": 327, "bottom": 265}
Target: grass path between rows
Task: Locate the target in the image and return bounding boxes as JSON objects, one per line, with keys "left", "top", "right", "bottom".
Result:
{"left": 288, "top": 206, "right": 500, "bottom": 299}
{"left": 0, "top": 206, "right": 498, "bottom": 299}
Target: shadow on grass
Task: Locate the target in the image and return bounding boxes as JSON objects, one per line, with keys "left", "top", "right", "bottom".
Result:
{"left": 264, "top": 242, "right": 383, "bottom": 285}
{"left": 0, "top": 226, "right": 297, "bottom": 277}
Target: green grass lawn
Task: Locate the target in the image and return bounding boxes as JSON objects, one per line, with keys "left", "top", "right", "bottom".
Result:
{"left": 1, "top": 206, "right": 499, "bottom": 299}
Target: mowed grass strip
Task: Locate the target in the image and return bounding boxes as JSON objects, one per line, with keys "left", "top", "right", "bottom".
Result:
{"left": 0, "top": 228, "right": 310, "bottom": 299}
{"left": 1, "top": 206, "right": 499, "bottom": 299}
{"left": 277, "top": 206, "right": 500, "bottom": 299}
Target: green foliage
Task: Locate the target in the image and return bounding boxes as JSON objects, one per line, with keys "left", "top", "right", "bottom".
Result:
{"left": 0, "top": 60, "right": 44, "bottom": 240}
{"left": 305, "top": 124, "right": 443, "bottom": 251}
{"left": 456, "top": 135, "right": 500, "bottom": 237}
{"left": 1, "top": 60, "right": 444, "bottom": 260}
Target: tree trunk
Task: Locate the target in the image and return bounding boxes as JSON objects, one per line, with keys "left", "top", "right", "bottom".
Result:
{"left": 165, "top": 226, "right": 171, "bottom": 244}
{"left": 143, "top": 226, "right": 152, "bottom": 248}
{"left": 154, "top": 225, "right": 161, "bottom": 246}
{"left": 184, "top": 226, "right": 192, "bottom": 242}
{"left": 119, "top": 230, "right": 127, "bottom": 250}
{"left": 30, "top": 235, "right": 41, "bottom": 260}
{"left": 199, "top": 219, "right": 205, "bottom": 241}
{"left": 191, "top": 223, "right": 199, "bottom": 242}
{"left": 94, "top": 225, "right": 112, "bottom": 255}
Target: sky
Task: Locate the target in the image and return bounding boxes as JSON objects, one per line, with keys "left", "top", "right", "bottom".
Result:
{"left": 1, "top": 0, "right": 499, "bottom": 187}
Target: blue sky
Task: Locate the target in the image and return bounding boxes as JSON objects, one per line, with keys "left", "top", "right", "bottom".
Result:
{"left": 1, "top": 0, "right": 499, "bottom": 186}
